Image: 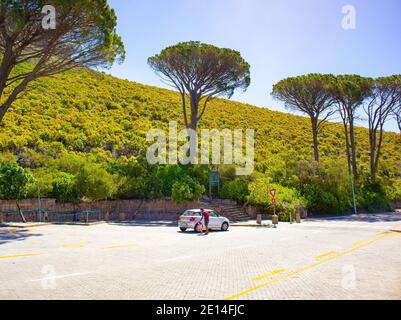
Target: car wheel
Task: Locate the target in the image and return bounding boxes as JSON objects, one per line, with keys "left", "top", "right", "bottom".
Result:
{"left": 221, "top": 222, "right": 229, "bottom": 231}
{"left": 180, "top": 227, "right": 187, "bottom": 232}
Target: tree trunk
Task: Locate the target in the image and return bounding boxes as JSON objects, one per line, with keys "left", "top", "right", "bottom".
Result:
{"left": 16, "top": 200, "right": 27, "bottom": 223}
{"left": 187, "top": 93, "right": 199, "bottom": 163}
{"left": 0, "top": 104, "right": 9, "bottom": 123}
{"left": 349, "top": 119, "right": 358, "bottom": 181}
{"left": 369, "top": 131, "right": 377, "bottom": 182}
{"left": 373, "top": 126, "right": 384, "bottom": 182}
{"left": 342, "top": 121, "right": 352, "bottom": 176}
{"left": 311, "top": 118, "right": 319, "bottom": 163}
{"left": 189, "top": 93, "right": 198, "bottom": 131}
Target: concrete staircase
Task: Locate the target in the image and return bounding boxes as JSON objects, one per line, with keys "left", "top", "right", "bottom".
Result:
{"left": 199, "top": 199, "right": 252, "bottom": 222}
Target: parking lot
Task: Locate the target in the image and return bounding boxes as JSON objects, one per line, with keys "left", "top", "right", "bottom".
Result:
{"left": 1, "top": 212, "right": 401, "bottom": 300}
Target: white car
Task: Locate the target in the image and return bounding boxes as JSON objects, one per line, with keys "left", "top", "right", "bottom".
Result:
{"left": 178, "top": 209, "right": 230, "bottom": 232}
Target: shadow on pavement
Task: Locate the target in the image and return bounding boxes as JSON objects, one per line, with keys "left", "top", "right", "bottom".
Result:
{"left": 0, "top": 229, "right": 42, "bottom": 245}
{"left": 177, "top": 230, "right": 227, "bottom": 236}
{"left": 108, "top": 221, "right": 178, "bottom": 228}
{"left": 308, "top": 212, "right": 401, "bottom": 223}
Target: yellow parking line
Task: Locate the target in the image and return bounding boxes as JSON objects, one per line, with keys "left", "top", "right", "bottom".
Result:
{"left": 224, "top": 233, "right": 391, "bottom": 300}
{"left": 0, "top": 253, "right": 40, "bottom": 259}
{"left": 251, "top": 269, "right": 286, "bottom": 281}
{"left": 352, "top": 240, "right": 366, "bottom": 247}
{"left": 315, "top": 251, "right": 336, "bottom": 259}
{"left": 104, "top": 244, "right": 138, "bottom": 249}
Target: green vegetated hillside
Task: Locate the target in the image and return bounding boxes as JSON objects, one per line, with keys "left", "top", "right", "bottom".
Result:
{"left": 0, "top": 67, "right": 400, "bottom": 215}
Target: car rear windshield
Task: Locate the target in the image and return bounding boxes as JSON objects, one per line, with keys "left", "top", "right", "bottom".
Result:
{"left": 183, "top": 211, "right": 201, "bottom": 216}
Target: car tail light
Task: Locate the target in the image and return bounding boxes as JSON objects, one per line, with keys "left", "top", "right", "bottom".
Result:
{"left": 190, "top": 217, "right": 196, "bottom": 222}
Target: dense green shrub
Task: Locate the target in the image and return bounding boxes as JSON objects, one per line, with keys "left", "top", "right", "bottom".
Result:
{"left": 157, "top": 165, "right": 186, "bottom": 197}
{"left": 384, "top": 179, "right": 401, "bottom": 203}
{"left": 52, "top": 173, "right": 79, "bottom": 203}
{"left": 359, "top": 182, "right": 391, "bottom": 212}
{"left": 248, "top": 178, "right": 306, "bottom": 221}
{"left": 172, "top": 175, "right": 205, "bottom": 204}
{"left": 220, "top": 179, "right": 249, "bottom": 203}
{"left": 0, "top": 162, "right": 33, "bottom": 200}
{"left": 50, "top": 153, "right": 117, "bottom": 200}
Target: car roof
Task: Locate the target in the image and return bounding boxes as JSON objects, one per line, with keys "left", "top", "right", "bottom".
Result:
{"left": 186, "top": 209, "right": 212, "bottom": 212}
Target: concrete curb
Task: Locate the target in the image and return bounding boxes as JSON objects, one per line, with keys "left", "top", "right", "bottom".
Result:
{"left": 109, "top": 221, "right": 176, "bottom": 226}
{"left": 0, "top": 223, "right": 50, "bottom": 229}
{"left": 390, "top": 225, "right": 401, "bottom": 233}
{"left": 231, "top": 223, "right": 273, "bottom": 228}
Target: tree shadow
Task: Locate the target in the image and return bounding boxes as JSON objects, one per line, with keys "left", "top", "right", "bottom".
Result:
{"left": 309, "top": 212, "right": 401, "bottom": 223}
{"left": 108, "top": 220, "right": 178, "bottom": 228}
{"left": 177, "top": 230, "right": 227, "bottom": 236}
{"left": 0, "top": 229, "right": 43, "bottom": 245}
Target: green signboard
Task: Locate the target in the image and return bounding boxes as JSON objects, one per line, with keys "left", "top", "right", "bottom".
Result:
{"left": 210, "top": 171, "right": 219, "bottom": 187}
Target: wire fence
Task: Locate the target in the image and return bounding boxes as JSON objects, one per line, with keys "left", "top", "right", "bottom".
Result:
{"left": 0, "top": 209, "right": 180, "bottom": 224}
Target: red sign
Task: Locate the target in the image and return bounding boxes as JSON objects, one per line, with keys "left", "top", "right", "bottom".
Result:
{"left": 269, "top": 188, "right": 277, "bottom": 205}
{"left": 269, "top": 188, "right": 276, "bottom": 198}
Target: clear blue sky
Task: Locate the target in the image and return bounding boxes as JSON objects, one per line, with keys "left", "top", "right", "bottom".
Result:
{"left": 107, "top": 0, "right": 401, "bottom": 132}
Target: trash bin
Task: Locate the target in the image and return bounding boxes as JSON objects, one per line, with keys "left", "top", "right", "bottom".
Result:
{"left": 256, "top": 214, "right": 262, "bottom": 225}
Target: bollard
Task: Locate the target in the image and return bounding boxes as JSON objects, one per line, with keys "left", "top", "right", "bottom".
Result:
{"left": 295, "top": 205, "right": 302, "bottom": 224}
{"left": 272, "top": 214, "right": 279, "bottom": 228}
{"left": 0, "top": 213, "right": 3, "bottom": 224}
{"left": 104, "top": 212, "right": 110, "bottom": 221}
{"left": 119, "top": 212, "right": 125, "bottom": 221}
{"left": 256, "top": 214, "right": 262, "bottom": 225}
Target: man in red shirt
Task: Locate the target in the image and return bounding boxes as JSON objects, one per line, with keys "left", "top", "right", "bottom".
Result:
{"left": 201, "top": 208, "right": 209, "bottom": 235}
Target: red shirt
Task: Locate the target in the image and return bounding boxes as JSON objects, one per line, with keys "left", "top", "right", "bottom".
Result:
{"left": 201, "top": 210, "right": 209, "bottom": 220}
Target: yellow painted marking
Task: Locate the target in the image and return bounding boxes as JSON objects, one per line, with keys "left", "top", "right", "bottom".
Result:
{"left": 352, "top": 240, "right": 366, "bottom": 247}
{"left": 315, "top": 251, "right": 336, "bottom": 259}
{"left": 104, "top": 244, "right": 138, "bottom": 249}
{"left": 387, "top": 232, "right": 401, "bottom": 238}
{"left": 252, "top": 269, "right": 286, "bottom": 282}
{"left": 0, "top": 253, "right": 40, "bottom": 259}
{"left": 63, "top": 244, "right": 85, "bottom": 249}
{"left": 225, "top": 233, "right": 391, "bottom": 300}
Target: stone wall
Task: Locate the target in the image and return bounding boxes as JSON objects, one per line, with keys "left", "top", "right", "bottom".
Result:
{"left": 391, "top": 202, "right": 401, "bottom": 209}
{"left": 0, "top": 198, "right": 200, "bottom": 223}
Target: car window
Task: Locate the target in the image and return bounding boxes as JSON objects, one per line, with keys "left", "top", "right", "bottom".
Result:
{"left": 183, "top": 211, "right": 201, "bottom": 217}
{"left": 209, "top": 211, "right": 218, "bottom": 217}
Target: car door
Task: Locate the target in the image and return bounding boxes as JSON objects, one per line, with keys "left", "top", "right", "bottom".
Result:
{"left": 208, "top": 211, "right": 220, "bottom": 229}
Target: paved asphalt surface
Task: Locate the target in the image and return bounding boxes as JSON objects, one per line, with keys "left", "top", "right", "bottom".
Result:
{"left": 1, "top": 212, "right": 401, "bottom": 300}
